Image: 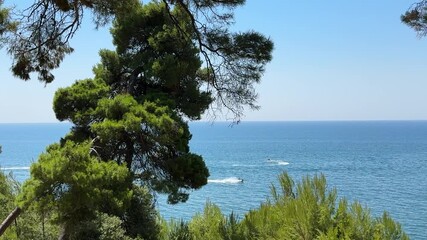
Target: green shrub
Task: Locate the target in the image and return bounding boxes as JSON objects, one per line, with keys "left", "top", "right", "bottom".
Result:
{"left": 161, "top": 172, "right": 409, "bottom": 240}
{"left": 1, "top": 170, "right": 410, "bottom": 240}
{"left": 166, "top": 219, "right": 193, "bottom": 240}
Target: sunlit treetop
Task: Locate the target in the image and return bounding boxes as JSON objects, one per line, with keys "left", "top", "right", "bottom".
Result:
{"left": 4, "top": 0, "right": 273, "bottom": 120}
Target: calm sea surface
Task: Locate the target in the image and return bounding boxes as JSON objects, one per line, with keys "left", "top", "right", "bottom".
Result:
{"left": 0, "top": 121, "right": 426, "bottom": 239}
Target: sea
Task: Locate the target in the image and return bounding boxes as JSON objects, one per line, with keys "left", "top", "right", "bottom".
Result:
{"left": 0, "top": 121, "right": 426, "bottom": 239}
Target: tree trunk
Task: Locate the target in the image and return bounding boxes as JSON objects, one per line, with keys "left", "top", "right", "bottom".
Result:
{"left": 58, "top": 223, "right": 70, "bottom": 240}
{"left": 0, "top": 207, "right": 21, "bottom": 236}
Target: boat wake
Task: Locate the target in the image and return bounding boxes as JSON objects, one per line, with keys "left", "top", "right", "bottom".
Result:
{"left": 0, "top": 167, "right": 30, "bottom": 170}
{"left": 208, "top": 177, "right": 243, "bottom": 184}
{"left": 267, "top": 159, "right": 290, "bottom": 166}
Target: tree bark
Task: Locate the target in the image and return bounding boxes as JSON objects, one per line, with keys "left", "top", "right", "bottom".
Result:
{"left": 0, "top": 207, "right": 21, "bottom": 236}
{"left": 58, "top": 223, "right": 70, "bottom": 240}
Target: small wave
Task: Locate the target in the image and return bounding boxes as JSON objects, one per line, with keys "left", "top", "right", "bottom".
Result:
{"left": 277, "top": 161, "right": 290, "bottom": 166}
{"left": 267, "top": 159, "right": 290, "bottom": 166}
{"left": 0, "top": 167, "right": 30, "bottom": 170}
{"left": 208, "top": 177, "right": 243, "bottom": 184}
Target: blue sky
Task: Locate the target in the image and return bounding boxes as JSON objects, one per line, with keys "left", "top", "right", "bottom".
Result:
{"left": 1, "top": 0, "right": 426, "bottom": 123}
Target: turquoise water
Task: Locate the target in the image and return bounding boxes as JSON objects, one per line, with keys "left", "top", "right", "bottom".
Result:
{"left": 0, "top": 121, "right": 426, "bottom": 239}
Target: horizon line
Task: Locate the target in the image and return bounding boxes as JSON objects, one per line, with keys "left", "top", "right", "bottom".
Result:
{"left": 0, "top": 119, "right": 426, "bottom": 124}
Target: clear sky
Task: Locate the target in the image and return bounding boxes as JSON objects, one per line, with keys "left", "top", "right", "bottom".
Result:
{"left": 1, "top": 0, "right": 426, "bottom": 123}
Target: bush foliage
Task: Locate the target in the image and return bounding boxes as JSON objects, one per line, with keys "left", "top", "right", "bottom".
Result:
{"left": 0, "top": 171, "right": 409, "bottom": 239}
{"left": 162, "top": 172, "right": 409, "bottom": 240}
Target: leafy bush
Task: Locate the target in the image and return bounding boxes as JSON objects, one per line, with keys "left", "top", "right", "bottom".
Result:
{"left": 0, "top": 171, "right": 58, "bottom": 240}
{"left": 161, "top": 172, "right": 409, "bottom": 240}
{"left": 0, "top": 170, "right": 409, "bottom": 239}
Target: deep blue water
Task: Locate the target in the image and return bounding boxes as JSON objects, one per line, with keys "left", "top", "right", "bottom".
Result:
{"left": 0, "top": 121, "right": 426, "bottom": 239}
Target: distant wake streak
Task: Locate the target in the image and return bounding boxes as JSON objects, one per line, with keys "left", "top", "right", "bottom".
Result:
{"left": 0, "top": 167, "right": 30, "bottom": 170}
{"left": 208, "top": 177, "right": 243, "bottom": 184}
{"left": 267, "top": 160, "right": 290, "bottom": 166}
{"left": 232, "top": 160, "right": 290, "bottom": 168}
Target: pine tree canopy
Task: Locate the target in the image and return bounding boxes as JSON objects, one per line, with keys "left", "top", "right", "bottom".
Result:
{"left": 402, "top": 1, "right": 427, "bottom": 36}
{"left": 15, "top": 2, "right": 272, "bottom": 238}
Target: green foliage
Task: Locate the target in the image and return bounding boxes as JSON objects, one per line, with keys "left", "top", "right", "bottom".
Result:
{"left": 18, "top": 141, "right": 132, "bottom": 228}
{"left": 2, "top": 172, "right": 158, "bottom": 240}
{"left": 165, "top": 220, "right": 193, "bottom": 240}
{"left": 160, "top": 173, "right": 409, "bottom": 240}
{"left": 51, "top": 1, "right": 212, "bottom": 204}
{"left": 0, "top": 1, "right": 16, "bottom": 46}
{"left": 122, "top": 186, "right": 160, "bottom": 240}
{"left": 239, "top": 173, "right": 409, "bottom": 240}
{"left": 53, "top": 78, "right": 110, "bottom": 126}
{"left": 4, "top": 0, "right": 272, "bottom": 120}
{"left": 188, "top": 203, "right": 225, "bottom": 240}
{"left": 0, "top": 171, "right": 15, "bottom": 222}
{"left": 54, "top": 82, "right": 209, "bottom": 202}
{"left": 188, "top": 203, "right": 244, "bottom": 240}
{"left": 11, "top": 0, "right": 272, "bottom": 238}
{"left": 68, "top": 212, "right": 140, "bottom": 240}
{"left": 402, "top": 1, "right": 427, "bottom": 36}
{"left": 0, "top": 171, "right": 59, "bottom": 240}
{"left": 109, "top": 2, "right": 213, "bottom": 120}
{"left": 2, "top": 166, "right": 412, "bottom": 240}
{"left": 2, "top": 207, "right": 59, "bottom": 240}
{"left": 4, "top": 0, "right": 137, "bottom": 82}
